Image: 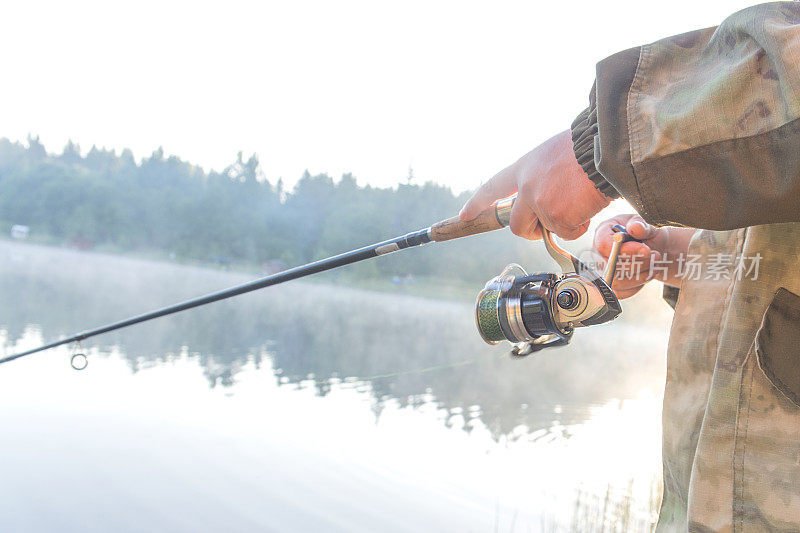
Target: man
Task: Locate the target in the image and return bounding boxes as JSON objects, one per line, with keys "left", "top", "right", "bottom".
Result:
{"left": 460, "top": 3, "right": 800, "bottom": 531}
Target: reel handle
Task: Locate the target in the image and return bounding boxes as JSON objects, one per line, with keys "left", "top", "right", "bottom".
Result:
{"left": 603, "top": 224, "right": 643, "bottom": 286}
{"left": 430, "top": 196, "right": 515, "bottom": 242}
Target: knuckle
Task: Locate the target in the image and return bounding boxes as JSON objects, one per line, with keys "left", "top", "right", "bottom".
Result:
{"left": 547, "top": 202, "right": 569, "bottom": 225}
{"left": 480, "top": 179, "right": 496, "bottom": 195}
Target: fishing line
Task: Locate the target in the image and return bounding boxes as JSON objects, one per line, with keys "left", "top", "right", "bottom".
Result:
{"left": 319, "top": 357, "right": 481, "bottom": 386}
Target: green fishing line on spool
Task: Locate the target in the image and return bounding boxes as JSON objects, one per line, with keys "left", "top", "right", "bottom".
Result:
{"left": 476, "top": 289, "right": 504, "bottom": 343}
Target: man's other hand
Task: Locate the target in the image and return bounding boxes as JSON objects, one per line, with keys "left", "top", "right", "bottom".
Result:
{"left": 459, "top": 130, "right": 610, "bottom": 240}
{"left": 593, "top": 214, "right": 696, "bottom": 298}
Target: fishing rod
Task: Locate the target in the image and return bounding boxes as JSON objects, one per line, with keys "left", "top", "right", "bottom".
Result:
{"left": 0, "top": 196, "right": 517, "bottom": 367}
{"left": 1, "top": 195, "right": 639, "bottom": 367}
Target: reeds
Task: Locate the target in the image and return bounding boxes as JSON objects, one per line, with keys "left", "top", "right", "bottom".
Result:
{"left": 536, "top": 475, "right": 662, "bottom": 533}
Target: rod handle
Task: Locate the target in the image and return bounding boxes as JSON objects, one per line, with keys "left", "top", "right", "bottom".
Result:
{"left": 430, "top": 196, "right": 515, "bottom": 242}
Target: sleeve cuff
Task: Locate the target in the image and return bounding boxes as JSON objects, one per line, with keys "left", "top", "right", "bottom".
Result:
{"left": 571, "top": 103, "right": 621, "bottom": 200}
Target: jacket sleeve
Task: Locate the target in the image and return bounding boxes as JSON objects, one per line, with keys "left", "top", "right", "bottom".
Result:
{"left": 572, "top": 2, "right": 800, "bottom": 230}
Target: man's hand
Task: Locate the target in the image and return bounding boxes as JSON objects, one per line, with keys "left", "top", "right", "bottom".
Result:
{"left": 594, "top": 214, "right": 664, "bottom": 299}
{"left": 459, "top": 130, "right": 611, "bottom": 240}
{"left": 593, "top": 214, "right": 696, "bottom": 298}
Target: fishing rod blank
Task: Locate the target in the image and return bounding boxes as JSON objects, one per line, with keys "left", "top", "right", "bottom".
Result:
{"left": 0, "top": 197, "right": 515, "bottom": 367}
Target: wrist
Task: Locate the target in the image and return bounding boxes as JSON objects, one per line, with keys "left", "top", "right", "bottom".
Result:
{"left": 591, "top": 182, "right": 613, "bottom": 210}
{"left": 571, "top": 100, "right": 621, "bottom": 200}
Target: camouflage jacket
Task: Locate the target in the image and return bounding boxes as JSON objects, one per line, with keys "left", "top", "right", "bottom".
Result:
{"left": 571, "top": 3, "right": 800, "bottom": 531}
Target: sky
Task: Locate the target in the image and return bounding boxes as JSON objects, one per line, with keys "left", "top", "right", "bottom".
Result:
{"left": 1, "top": 0, "right": 759, "bottom": 192}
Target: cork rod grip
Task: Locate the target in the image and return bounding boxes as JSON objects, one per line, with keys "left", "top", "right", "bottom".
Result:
{"left": 429, "top": 196, "right": 515, "bottom": 242}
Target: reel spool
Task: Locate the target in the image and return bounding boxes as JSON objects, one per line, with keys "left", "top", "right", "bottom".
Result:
{"left": 475, "top": 229, "right": 625, "bottom": 356}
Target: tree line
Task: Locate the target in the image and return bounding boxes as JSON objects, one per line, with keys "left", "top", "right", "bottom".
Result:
{"left": 0, "top": 136, "right": 550, "bottom": 283}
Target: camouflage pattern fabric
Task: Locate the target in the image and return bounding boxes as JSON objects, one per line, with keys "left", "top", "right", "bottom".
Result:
{"left": 584, "top": 2, "right": 800, "bottom": 230}
{"left": 633, "top": 8, "right": 800, "bottom": 528}
{"left": 571, "top": 3, "right": 800, "bottom": 528}
{"left": 630, "top": 5, "right": 800, "bottom": 165}
{"left": 659, "top": 225, "right": 800, "bottom": 532}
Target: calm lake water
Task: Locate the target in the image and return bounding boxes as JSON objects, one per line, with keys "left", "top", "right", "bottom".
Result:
{"left": 0, "top": 240, "right": 673, "bottom": 532}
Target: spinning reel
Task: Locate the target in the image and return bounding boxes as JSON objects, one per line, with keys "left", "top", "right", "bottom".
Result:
{"left": 475, "top": 225, "right": 636, "bottom": 356}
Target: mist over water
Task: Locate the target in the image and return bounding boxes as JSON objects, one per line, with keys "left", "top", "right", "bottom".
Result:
{"left": 0, "top": 240, "right": 672, "bottom": 532}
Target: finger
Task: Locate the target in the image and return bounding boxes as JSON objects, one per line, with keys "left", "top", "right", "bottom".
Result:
{"left": 593, "top": 218, "right": 624, "bottom": 258}
{"left": 626, "top": 216, "right": 658, "bottom": 241}
{"left": 557, "top": 220, "right": 590, "bottom": 241}
{"left": 519, "top": 218, "right": 542, "bottom": 240}
{"left": 594, "top": 215, "right": 651, "bottom": 258}
{"left": 508, "top": 199, "right": 538, "bottom": 239}
{"left": 613, "top": 285, "right": 645, "bottom": 300}
{"left": 629, "top": 218, "right": 671, "bottom": 255}
{"left": 619, "top": 241, "right": 654, "bottom": 258}
{"left": 612, "top": 250, "right": 662, "bottom": 286}
{"left": 537, "top": 210, "right": 588, "bottom": 241}
{"left": 459, "top": 165, "right": 518, "bottom": 221}
{"left": 608, "top": 279, "right": 646, "bottom": 294}
{"left": 528, "top": 222, "right": 543, "bottom": 240}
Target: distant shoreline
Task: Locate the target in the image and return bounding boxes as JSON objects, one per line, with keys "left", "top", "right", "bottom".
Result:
{"left": 0, "top": 236, "right": 677, "bottom": 332}
{"left": 0, "top": 236, "right": 479, "bottom": 304}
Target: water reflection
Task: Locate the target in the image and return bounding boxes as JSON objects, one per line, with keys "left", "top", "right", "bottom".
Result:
{"left": 0, "top": 240, "right": 672, "bottom": 531}
{"left": 0, "top": 241, "right": 670, "bottom": 438}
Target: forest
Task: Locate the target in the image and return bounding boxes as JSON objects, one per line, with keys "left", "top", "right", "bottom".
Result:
{"left": 0, "top": 136, "right": 551, "bottom": 284}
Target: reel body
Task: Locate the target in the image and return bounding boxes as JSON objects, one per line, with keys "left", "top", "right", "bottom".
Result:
{"left": 475, "top": 229, "right": 624, "bottom": 356}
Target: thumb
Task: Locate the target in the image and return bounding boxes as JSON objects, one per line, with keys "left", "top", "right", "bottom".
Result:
{"left": 626, "top": 216, "right": 658, "bottom": 241}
